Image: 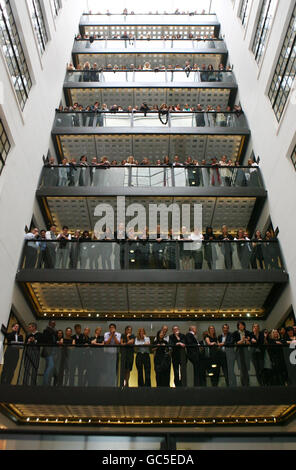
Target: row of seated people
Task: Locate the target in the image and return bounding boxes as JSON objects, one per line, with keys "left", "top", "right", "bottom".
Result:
{"left": 67, "top": 62, "right": 233, "bottom": 82}
{"left": 23, "top": 225, "right": 281, "bottom": 271}
{"left": 75, "top": 32, "right": 219, "bottom": 40}
{"left": 2, "top": 321, "right": 296, "bottom": 388}
{"left": 43, "top": 156, "right": 258, "bottom": 188}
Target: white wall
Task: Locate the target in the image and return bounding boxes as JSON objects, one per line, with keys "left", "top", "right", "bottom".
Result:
{"left": 212, "top": 0, "right": 296, "bottom": 321}
{"left": 0, "top": 0, "right": 85, "bottom": 334}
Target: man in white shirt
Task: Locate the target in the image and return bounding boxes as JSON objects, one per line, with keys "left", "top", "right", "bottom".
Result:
{"left": 24, "top": 228, "right": 40, "bottom": 268}
{"left": 45, "top": 224, "right": 57, "bottom": 268}
{"left": 104, "top": 324, "right": 121, "bottom": 386}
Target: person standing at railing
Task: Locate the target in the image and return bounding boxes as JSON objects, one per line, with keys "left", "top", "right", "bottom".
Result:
{"left": 104, "top": 323, "right": 121, "bottom": 387}
{"left": 262, "top": 230, "right": 280, "bottom": 270}
{"left": 169, "top": 326, "right": 187, "bottom": 387}
{"left": 42, "top": 320, "right": 57, "bottom": 386}
{"left": 218, "top": 225, "right": 234, "bottom": 270}
{"left": 89, "top": 327, "right": 105, "bottom": 386}
{"left": 250, "top": 230, "right": 264, "bottom": 270}
{"left": 24, "top": 228, "right": 40, "bottom": 269}
{"left": 250, "top": 323, "right": 265, "bottom": 386}
{"left": 120, "top": 326, "right": 135, "bottom": 387}
{"left": 203, "top": 226, "right": 217, "bottom": 270}
{"left": 45, "top": 224, "right": 58, "bottom": 269}
{"left": 135, "top": 328, "right": 151, "bottom": 387}
{"left": 234, "top": 229, "right": 251, "bottom": 270}
{"left": 153, "top": 330, "right": 171, "bottom": 387}
{"left": 56, "top": 226, "right": 72, "bottom": 269}
{"left": 44, "top": 156, "right": 59, "bottom": 186}
{"left": 232, "top": 321, "right": 251, "bottom": 387}
{"left": 219, "top": 155, "right": 231, "bottom": 185}
{"left": 79, "top": 230, "right": 92, "bottom": 269}
{"left": 1, "top": 323, "right": 23, "bottom": 385}
{"left": 189, "top": 227, "right": 204, "bottom": 269}
{"left": 218, "top": 324, "right": 236, "bottom": 387}
{"left": 185, "top": 326, "right": 205, "bottom": 386}
{"left": 204, "top": 326, "right": 221, "bottom": 387}
{"left": 23, "top": 322, "right": 43, "bottom": 386}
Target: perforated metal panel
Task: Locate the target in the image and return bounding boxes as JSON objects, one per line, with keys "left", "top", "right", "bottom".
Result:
{"left": 205, "top": 135, "right": 243, "bottom": 160}
{"left": 57, "top": 135, "right": 245, "bottom": 163}
{"left": 28, "top": 281, "right": 274, "bottom": 317}
{"left": 84, "top": 25, "right": 216, "bottom": 39}
{"left": 211, "top": 197, "right": 256, "bottom": 230}
{"left": 59, "top": 135, "right": 96, "bottom": 159}
{"left": 46, "top": 196, "right": 256, "bottom": 233}
{"left": 77, "top": 53, "right": 223, "bottom": 69}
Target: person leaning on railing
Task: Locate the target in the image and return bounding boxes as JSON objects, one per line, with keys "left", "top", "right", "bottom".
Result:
{"left": 0, "top": 323, "right": 24, "bottom": 385}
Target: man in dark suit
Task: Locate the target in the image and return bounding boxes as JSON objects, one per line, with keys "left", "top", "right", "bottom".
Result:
{"left": 169, "top": 326, "right": 187, "bottom": 387}
{"left": 185, "top": 326, "right": 205, "bottom": 386}
{"left": 42, "top": 320, "right": 57, "bottom": 386}
{"left": 232, "top": 321, "right": 252, "bottom": 386}
{"left": 69, "top": 324, "right": 84, "bottom": 386}
{"left": 23, "top": 322, "right": 43, "bottom": 386}
{"left": 217, "top": 324, "right": 235, "bottom": 387}
{"left": 1, "top": 323, "right": 24, "bottom": 385}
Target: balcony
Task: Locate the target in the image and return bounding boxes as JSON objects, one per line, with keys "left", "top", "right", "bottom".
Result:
{"left": 39, "top": 164, "right": 264, "bottom": 190}
{"left": 79, "top": 14, "right": 220, "bottom": 39}
{"left": 16, "top": 240, "right": 288, "bottom": 319}
{"left": 1, "top": 343, "right": 296, "bottom": 427}
{"left": 65, "top": 68, "right": 236, "bottom": 84}
{"left": 54, "top": 111, "right": 247, "bottom": 130}
{"left": 72, "top": 47, "right": 227, "bottom": 70}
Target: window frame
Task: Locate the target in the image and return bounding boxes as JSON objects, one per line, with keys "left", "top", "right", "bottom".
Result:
{"left": 268, "top": 3, "right": 296, "bottom": 122}
{"left": 28, "top": 0, "right": 49, "bottom": 56}
{"left": 0, "top": 0, "right": 32, "bottom": 110}
{"left": 251, "top": 0, "right": 277, "bottom": 65}
{"left": 0, "top": 118, "right": 11, "bottom": 175}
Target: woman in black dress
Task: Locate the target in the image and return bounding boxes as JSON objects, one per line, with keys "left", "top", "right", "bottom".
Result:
{"left": 204, "top": 226, "right": 217, "bottom": 270}
{"left": 89, "top": 327, "right": 105, "bottom": 386}
{"left": 204, "top": 326, "right": 221, "bottom": 386}
{"left": 152, "top": 330, "right": 171, "bottom": 387}
{"left": 251, "top": 230, "right": 264, "bottom": 269}
{"left": 120, "top": 326, "right": 135, "bottom": 387}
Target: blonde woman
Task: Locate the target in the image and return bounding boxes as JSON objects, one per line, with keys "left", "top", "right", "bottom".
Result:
{"left": 135, "top": 328, "right": 151, "bottom": 387}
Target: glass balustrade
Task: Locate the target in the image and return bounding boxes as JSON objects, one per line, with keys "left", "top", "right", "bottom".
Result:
{"left": 1, "top": 343, "right": 295, "bottom": 388}
{"left": 54, "top": 111, "right": 247, "bottom": 129}
{"left": 39, "top": 166, "right": 263, "bottom": 188}
{"left": 20, "top": 240, "right": 284, "bottom": 272}
{"left": 65, "top": 69, "right": 235, "bottom": 83}
{"left": 74, "top": 39, "right": 226, "bottom": 51}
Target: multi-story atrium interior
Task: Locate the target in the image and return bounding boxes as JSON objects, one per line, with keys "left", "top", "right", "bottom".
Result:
{"left": 0, "top": 0, "right": 296, "bottom": 450}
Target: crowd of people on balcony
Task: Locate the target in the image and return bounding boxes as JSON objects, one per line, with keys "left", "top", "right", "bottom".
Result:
{"left": 43, "top": 155, "right": 257, "bottom": 188}
{"left": 2, "top": 321, "right": 295, "bottom": 388}
{"left": 85, "top": 8, "right": 211, "bottom": 16}
{"left": 22, "top": 224, "right": 281, "bottom": 272}
{"left": 67, "top": 61, "right": 233, "bottom": 81}
{"left": 75, "top": 31, "right": 219, "bottom": 41}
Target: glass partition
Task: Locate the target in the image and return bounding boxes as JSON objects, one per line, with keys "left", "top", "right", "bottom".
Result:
{"left": 54, "top": 111, "right": 248, "bottom": 129}
{"left": 65, "top": 69, "right": 235, "bottom": 84}
{"left": 1, "top": 343, "right": 295, "bottom": 389}
{"left": 74, "top": 39, "right": 226, "bottom": 51}
{"left": 20, "top": 240, "right": 284, "bottom": 272}
{"left": 40, "top": 165, "right": 263, "bottom": 189}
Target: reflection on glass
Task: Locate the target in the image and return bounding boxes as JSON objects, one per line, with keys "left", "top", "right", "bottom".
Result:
{"left": 21, "top": 240, "right": 284, "bottom": 272}
{"left": 1, "top": 343, "right": 294, "bottom": 389}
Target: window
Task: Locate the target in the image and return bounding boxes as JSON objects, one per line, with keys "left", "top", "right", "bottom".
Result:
{"left": 268, "top": 3, "right": 296, "bottom": 121}
{"left": 252, "top": 0, "right": 276, "bottom": 64}
{"left": 0, "top": 119, "right": 11, "bottom": 175}
{"left": 239, "top": 0, "right": 252, "bottom": 27}
{"left": 28, "top": 0, "right": 48, "bottom": 55}
{"left": 291, "top": 144, "right": 296, "bottom": 171}
{"left": 51, "top": 0, "right": 61, "bottom": 18}
{"left": 0, "top": 0, "right": 32, "bottom": 110}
